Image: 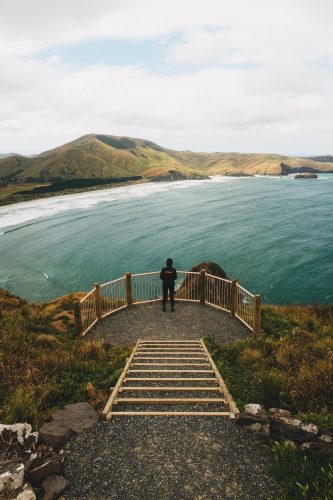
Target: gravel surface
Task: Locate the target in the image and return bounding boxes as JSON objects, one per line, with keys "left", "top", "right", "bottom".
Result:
{"left": 64, "top": 418, "right": 279, "bottom": 499}
{"left": 88, "top": 302, "right": 250, "bottom": 346}
{"left": 64, "top": 304, "right": 279, "bottom": 499}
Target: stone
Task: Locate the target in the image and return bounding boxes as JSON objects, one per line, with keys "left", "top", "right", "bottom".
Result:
{"left": 41, "top": 475, "right": 69, "bottom": 500}
{"left": 249, "top": 423, "right": 262, "bottom": 431}
{"left": 270, "top": 417, "right": 318, "bottom": 443}
{"left": 38, "top": 422, "right": 72, "bottom": 450}
{"left": 269, "top": 408, "right": 292, "bottom": 419}
{"left": 16, "top": 484, "right": 36, "bottom": 500}
{"left": 300, "top": 439, "right": 333, "bottom": 457}
{"left": 28, "top": 458, "right": 62, "bottom": 486}
{"left": 294, "top": 173, "right": 318, "bottom": 179}
{"left": 318, "top": 428, "right": 333, "bottom": 443}
{"left": 237, "top": 404, "right": 269, "bottom": 425}
{"left": 0, "top": 424, "right": 35, "bottom": 451}
{"left": 0, "top": 462, "right": 24, "bottom": 492}
{"left": 39, "top": 403, "right": 98, "bottom": 448}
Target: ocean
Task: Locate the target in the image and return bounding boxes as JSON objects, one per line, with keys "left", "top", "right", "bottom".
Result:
{"left": 0, "top": 175, "right": 332, "bottom": 304}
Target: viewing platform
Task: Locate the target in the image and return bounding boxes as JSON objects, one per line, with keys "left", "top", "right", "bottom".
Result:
{"left": 74, "top": 269, "right": 261, "bottom": 339}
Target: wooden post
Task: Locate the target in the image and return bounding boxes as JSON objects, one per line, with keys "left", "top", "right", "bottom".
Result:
{"left": 73, "top": 300, "right": 82, "bottom": 336}
{"left": 253, "top": 294, "right": 261, "bottom": 335}
{"left": 199, "top": 269, "right": 206, "bottom": 305}
{"left": 231, "top": 279, "right": 238, "bottom": 318}
{"left": 94, "top": 283, "right": 102, "bottom": 321}
{"left": 125, "top": 272, "right": 132, "bottom": 307}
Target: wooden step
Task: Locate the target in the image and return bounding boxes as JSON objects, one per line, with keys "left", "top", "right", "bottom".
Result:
{"left": 128, "top": 369, "right": 214, "bottom": 373}
{"left": 131, "top": 363, "right": 210, "bottom": 366}
{"left": 124, "top": 378, "right": 219, "bottom": 382}
{"left": 140, "top": 341, "right": 202, "bottom": 344}
{"left": 109, "top": 411, "right": 231, "bottom": 416}
{"left": 119, "top": 387, "right": 222, "bottom": 392}
{"left": 136, "top": 351, "right": 204, "bottom": 355}
{"left": 114, "top": 398, "right": 226, "bottom": 404}
{"left": 134, "top": 357, "right": 207, "bottom": 360}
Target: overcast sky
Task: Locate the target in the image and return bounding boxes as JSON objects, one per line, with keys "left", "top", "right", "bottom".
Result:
{"left": 1, "top": 0, "right": 333, "bottom": 155}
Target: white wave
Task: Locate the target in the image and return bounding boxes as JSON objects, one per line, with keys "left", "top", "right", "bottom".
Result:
{"left": 43, "top": 272, "right": 49, "bottom": 279}
{"left": 0, "top": 177, "right": 240, "bottom": 231}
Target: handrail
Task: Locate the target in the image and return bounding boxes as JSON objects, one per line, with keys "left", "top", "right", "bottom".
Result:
{"left": 74, "top": 270, "right": 260, "bottom": 337}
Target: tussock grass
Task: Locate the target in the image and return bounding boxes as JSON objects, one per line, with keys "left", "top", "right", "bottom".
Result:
{"left": 0, "top": 290, "right": 130, "bottom": 428}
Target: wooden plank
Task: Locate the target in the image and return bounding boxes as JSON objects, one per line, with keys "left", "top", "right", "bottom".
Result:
{"left": 124, "top": 378, "right": 219, "bottom": 381}
{"left": 135, "top": 351, "right": 204, "bottom": 355}
{"left": 119, "top": 387, "right": 223, "bottom": 392}
{"left": 139, "top": 344, "right": 202, "bottom": 347}
{"left": 200, "top": 339, "right": 239, "bottom": 418}
{"left": 109, "top": 411, "right": 231, "bottom": 416}
{"left": 134, "top": 357, "right": 207, "bottom": 360}
{"left": 128, "top": 369, "right": 215, "bottom": 373}
{"left": 131, "top": 363, "right": 210, "bottom": 366}
{"left": 102, "top": 339, "right": 141, "bottom": 419}
{"left": 140, "top": 341, "right": 202, "bottom": 344}
{"left": 138, "top": 348, "right": 203, "bottom": 351}
{"left": 114, "top": 398, "right": 226, "bottom": 404}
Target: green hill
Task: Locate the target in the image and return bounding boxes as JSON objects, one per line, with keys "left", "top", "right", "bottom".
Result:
{"left": 1, "top": 133, "right": 333, "bottom": 204}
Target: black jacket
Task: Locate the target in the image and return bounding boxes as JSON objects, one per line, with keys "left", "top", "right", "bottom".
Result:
{"left": 160, "top": 267, "right": 177, "bottom": 284}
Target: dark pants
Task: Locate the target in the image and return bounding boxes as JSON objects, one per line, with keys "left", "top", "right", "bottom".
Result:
{"left": 162, "top": 282, "right": 175, "bottom": 306}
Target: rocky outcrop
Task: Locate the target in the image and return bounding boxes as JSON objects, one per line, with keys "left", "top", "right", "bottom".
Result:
{"left": 176, "top": 261, "right": 229, "bottom": 302}
{"left": 148, "top": 170, "right": 208, "bottom": 182}
{"left": 294, "top": 173, "right": 318, "bottom": 179}
{"left": 237, "top": 403, "right": 332, "bottom": 457}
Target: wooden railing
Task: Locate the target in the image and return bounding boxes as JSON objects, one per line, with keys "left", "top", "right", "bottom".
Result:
{"left": 73, "top": 270, "right": 261, "bottom": 337}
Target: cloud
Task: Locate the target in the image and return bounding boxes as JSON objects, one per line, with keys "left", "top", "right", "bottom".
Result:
{"left": 0, "top": 0, "right": 333, "bottom": 154}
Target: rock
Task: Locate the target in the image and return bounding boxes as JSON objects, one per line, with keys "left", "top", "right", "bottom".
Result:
{"left": 38, "top": 422, "right": 72, "bottom": 450}
{"left": 41, "top": 475, "right": 69, "bottom": 500}
{"left": 0, "top": 424, "right": 36, "bottom": 451}
{"left": 16, "top": 484, "right": 36, "bottom": 500}
{"left": 28, "top": 458, "right": 62, "bottom": 486}
{"left": 39, "top": 403, "right": 98, "bottom": 448}
{"left": 318, "top": 427, "right": 333, "bottom": 443}
{"left": 0, "top": 462, "right": 24, "bottom": 492}
{"left": 237, "top": 404, "right": 269, "bottom": 426}
{"left": 270, "top": 417, "right": 318, "bottom": 442}
{"left": 249, "top": 423, "right": 262, "bottom": 431}
{"left": 269, "top": 408, "right": 292, "bottom": 419}
{"left": 51, "top": 403, "right": 98, "bottom": 433}
{"left": 300, "top": 439, "right": 333, "bottom": 457}
{"left": 294, "top": 173, "right": 318, "bottom": 179}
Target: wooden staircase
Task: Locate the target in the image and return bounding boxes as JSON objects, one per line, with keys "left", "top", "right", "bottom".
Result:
{"left": 102, "top": 339, "right": 239, "bottom": 419}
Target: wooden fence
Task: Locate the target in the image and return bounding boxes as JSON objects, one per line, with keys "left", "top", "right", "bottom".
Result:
{"left": 73, "top": 270, "right": 261, "bottom": 337}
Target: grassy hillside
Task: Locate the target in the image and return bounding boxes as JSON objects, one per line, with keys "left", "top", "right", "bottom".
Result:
{"left": 1, "top": 133, "right": 333, "bottom": 205}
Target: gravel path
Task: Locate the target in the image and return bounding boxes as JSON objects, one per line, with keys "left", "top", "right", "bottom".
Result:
{"left": 88, "top": 302, "right": 250, "bottom": 346}
{"left": 64, "top": 304, "right": 279, "bottom": 499}
{"left": 64, "top": 418, "right": 278, "bottom": 499}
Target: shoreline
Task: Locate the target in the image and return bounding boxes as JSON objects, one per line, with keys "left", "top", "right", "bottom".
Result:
{"left": 1, "top": 172, "right": 331, "bottom": 208}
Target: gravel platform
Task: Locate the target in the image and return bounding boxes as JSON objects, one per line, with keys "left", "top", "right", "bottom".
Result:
{"left": 64, "top": 418, "right": 278, "bottom": 499}
{"left": 88, "top": 302, "right": 250, "bottom": 346}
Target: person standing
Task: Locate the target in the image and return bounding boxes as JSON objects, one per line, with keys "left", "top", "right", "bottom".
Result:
{"left": 160, "top": 258, "right": 177, "bottom": 311}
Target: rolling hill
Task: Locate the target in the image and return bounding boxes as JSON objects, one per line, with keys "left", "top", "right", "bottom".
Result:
{"left": 1, "top": 133, "right": 333, "bottom": 184}
{"left": 1, "top": 134, "right": 333, "bottom": 206}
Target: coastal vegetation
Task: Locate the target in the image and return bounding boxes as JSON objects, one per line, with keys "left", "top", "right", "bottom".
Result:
{"left": 1, "top": 133, "right": 333, "bottom": 205}
{"left": 206, "top": 304, "right": 333, "bottom": 499}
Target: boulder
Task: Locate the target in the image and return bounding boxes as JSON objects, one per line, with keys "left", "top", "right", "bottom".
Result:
{"left": 39, "top": 403, "right": 98, "bottom": 448}
{"left": 237, "top": 404, "right": 269, "bottom": 425}
{"left": 269, "top": 408, "right": 292, "bottom": 419}
{"left": 300, "top": 439, "right": 333, "bottom": 458}
{"left": 16, "top": 484, "right": 36, "bottom": 500}
{"left": 41, "top": 475, "right": 69, "bottom": 500}
{"left": 0, "top": 424, "right": 37, "bottom": 451}
{"left": 38, "top": 422, "right": 72, "bottom": 450}
{"left": 270, "top": 417, "right": 318, "bottom": 442}
{"left": 0, "top": 462, "right": 25, "bottom": 492}
{"left": 28, "top": 458, "right": 62, "bottom": 486}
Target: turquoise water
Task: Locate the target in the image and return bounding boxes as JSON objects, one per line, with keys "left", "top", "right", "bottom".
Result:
{"left": 0, "top": 175, "right": 332, "bottom": 304}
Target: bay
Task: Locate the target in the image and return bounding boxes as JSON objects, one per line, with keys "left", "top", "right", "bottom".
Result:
{"left": 0, "top": 175, "right": 332, "bottom": 304}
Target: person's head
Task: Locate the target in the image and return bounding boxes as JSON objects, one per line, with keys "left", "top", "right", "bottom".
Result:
{"left": 166, "top": 258, "right": 173, "bottom": 268}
